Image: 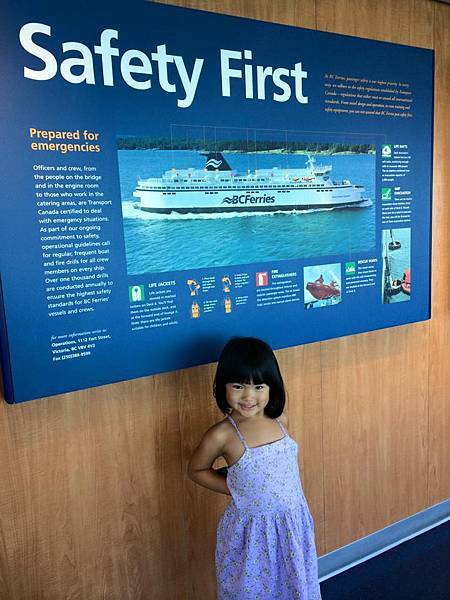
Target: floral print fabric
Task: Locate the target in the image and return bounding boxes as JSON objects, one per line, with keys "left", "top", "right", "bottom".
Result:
{"left": 216, "top": 416, "right": 321, "bottom": 599}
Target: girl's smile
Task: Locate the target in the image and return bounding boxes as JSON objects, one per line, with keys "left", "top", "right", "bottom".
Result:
{"left": 225, "top": 382, "right": 270, "bottom": 418}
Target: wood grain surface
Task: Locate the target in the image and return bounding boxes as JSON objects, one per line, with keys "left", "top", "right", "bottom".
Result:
{"left": 428, "top": 1, "right": 450, "bottom": 507}
{"left": 0, "top": 1, "right": 449, "bottom": 598}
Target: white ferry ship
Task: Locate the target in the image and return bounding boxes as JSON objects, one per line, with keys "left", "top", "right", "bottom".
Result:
{"left": 133, "top": 152, "right": 368, "bottom": 214}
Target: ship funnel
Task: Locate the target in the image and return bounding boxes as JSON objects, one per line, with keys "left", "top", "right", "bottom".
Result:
{"left": 201, "top": 152, "right": 231, "bottom": 171}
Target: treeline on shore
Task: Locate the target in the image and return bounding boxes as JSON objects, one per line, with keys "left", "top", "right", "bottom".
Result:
{"left": 117, "top": 137, "right": 375, "bottom": 154}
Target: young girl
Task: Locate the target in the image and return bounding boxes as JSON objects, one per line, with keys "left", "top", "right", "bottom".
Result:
{"left": 188, "top": 337, "right": 321, "bottom": 599}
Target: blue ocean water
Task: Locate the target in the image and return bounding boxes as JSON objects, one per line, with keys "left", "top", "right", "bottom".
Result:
{"left": 118, "top": 150, "right": 376, "bottom": 275}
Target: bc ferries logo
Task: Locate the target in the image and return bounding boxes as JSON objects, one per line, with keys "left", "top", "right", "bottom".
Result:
{"left": 222, "top": 194, "right": 275, "bottom": 205}
{"left": 205, "top": 158, "right": 223, "bottom": 169}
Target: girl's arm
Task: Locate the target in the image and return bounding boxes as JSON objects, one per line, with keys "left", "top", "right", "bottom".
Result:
{"left": 188, "top": 424, "right": 231, "bottom": 496}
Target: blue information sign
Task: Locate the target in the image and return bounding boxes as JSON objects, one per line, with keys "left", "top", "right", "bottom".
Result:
{"left": 0, "top": 1, "right": 433, "bottom": 402}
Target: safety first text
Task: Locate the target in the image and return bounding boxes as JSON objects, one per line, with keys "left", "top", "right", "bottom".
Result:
{"left": 19, "top": 23, "right": 309, "bottom": 108}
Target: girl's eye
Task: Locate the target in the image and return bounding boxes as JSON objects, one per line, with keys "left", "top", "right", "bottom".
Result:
{"left": 255, "top": 385, "right": 266, "bottom": 390}
{"left": 231, "top": 384, "right": 243, "bottom": 389}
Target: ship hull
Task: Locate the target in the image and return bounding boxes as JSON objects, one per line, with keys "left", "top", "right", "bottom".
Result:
{"left": 134, "top": 185, "right": 366, "bottom": 214}
{"left": 139, "top": 201, "right": 366, "bottom": 214}
{"left": 306, "top": 283, "right": 340, "bottom": 300}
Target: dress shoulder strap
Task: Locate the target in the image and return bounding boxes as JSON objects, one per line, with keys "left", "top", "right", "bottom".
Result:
{"left": 226, "top": 415, "right": 249, "bottom": 449}
{"left": 276, "top": 417, "right": 289, "bottom": 437}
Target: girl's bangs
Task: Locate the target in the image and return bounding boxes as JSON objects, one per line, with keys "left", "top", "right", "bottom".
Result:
{"left": 223, "top": 362, "right": 269, "bottom": 385}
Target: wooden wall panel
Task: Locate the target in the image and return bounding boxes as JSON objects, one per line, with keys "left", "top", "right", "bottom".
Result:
{"left": 0, "top": 1, "right": 448, "bottom": 599}
{"left": 428, "top": 2, "right": 450, "bottom": 506}
{"left": 277, "top": 344, "right": 325, "bottom": 555}
{"left": 151, "top": 0, "right": 316, "bottom": 28}
{"left": 178, "top": 363, "right": 226, "bottom": 599}
{"left": 316, "top": 0, "right": 434, "bottom": 47}
{"left": 321, "top": 325, "right": 429, "bottom": 551}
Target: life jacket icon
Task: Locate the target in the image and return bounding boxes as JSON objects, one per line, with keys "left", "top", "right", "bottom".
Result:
{"left": 191, "top": 302, "right": 200, "bottom": 318}
{"left": 129, "top": 285, "right": 144, "bottom": 302}
{"left": 224, "top": 297, "right": 232, "bottom": 313}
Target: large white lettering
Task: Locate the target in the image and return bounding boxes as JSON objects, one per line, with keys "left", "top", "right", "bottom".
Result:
{"left": 19, "top": 23, "right": 204, "bottom": 108}
{"left": 18, "top": 23, "right": 310, "bottom": 108}
{"left": 220, "top": 48, "right": 308, "bottom": 104}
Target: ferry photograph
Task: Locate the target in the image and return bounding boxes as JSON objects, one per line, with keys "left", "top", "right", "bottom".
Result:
{"left": 117, "top": 131, "right": 376, "bottom": 275}
{"left": 304, "top": 263, "right": 342, "bottom": 309}
{"left": 382, "top": 228, "right": 411, "bottom": 303}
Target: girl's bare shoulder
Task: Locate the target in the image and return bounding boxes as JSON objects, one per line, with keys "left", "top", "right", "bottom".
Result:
{"left": 200, "top": 418, "right": 232, "bottom": 449}
{"left": 189, "top": 418, "right": 233, "bottom": 471}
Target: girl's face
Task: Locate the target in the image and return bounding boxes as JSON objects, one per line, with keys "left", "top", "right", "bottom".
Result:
{"left": 225, "top": 381, "right": 270, "bottom": 419}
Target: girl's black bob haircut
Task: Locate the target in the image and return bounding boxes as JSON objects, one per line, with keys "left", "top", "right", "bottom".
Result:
{"left": 213, "top": 337, "right": 285, "bottom": 418}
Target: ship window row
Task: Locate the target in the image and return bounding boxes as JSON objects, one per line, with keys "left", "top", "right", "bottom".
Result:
{"left": 160, "top": 185, "right": 329, "bottom": 190}
{"left": 154, "top": 181, "right": 330, "bottom": 188}
{"left": 154, "top": 185, "right": 334, "bottom": 192}
{"left": 164, "top": 182, "right": 328, "bottom": 188}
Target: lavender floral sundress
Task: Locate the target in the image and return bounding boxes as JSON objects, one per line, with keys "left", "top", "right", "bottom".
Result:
{"left": 216, "top": 415, "right": 321, "bottom": 599}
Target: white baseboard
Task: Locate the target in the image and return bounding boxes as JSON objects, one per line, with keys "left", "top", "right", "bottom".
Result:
{"left": 318, "top": 498, "right": 450, "bottom": 582}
